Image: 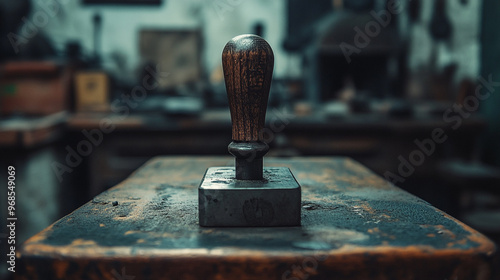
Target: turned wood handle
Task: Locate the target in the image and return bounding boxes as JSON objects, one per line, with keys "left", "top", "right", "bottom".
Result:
{"left": 222, "top": 34, "right": 274, "bottom": 142}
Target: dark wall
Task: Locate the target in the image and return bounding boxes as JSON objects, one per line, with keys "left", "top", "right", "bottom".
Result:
{"left": 480, "top": 0, "right": 500, "bottom": 166}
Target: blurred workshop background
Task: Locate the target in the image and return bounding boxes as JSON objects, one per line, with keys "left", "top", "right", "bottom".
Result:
{"left": 1, "top": 0, "right": 500, "bottom": 267}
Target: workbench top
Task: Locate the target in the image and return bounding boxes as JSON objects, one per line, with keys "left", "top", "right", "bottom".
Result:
{"left": 17, "top": 157, "right": 496, "bottom": 280}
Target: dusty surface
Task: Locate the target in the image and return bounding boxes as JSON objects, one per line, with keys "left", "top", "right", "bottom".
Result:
{"left": 17, "top": 157, "right": 496, "bottom": 280}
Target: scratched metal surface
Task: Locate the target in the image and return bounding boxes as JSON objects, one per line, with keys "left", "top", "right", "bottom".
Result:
{"left": 17, "top": 157, "right": 496, "bottom": 280}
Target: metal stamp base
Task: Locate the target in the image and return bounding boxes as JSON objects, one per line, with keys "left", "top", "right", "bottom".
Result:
{"left": 199, "top": 167, "right": 301, "bottom": 227}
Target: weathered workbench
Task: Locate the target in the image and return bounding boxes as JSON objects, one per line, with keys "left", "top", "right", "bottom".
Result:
{"left": 17, "top": 157, "right": 496, "bottom": 279}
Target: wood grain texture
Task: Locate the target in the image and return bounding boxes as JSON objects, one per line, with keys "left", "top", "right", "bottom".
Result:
{"left": 222, "top": 34, "right": 274, "bottom": 141}
{"left": 17, "top": 157, "right": 496, "bottom": 280}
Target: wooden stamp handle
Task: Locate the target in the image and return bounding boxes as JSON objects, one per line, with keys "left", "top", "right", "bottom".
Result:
{"left": 222, "top": 34, "right": 274, "bottom": 142}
